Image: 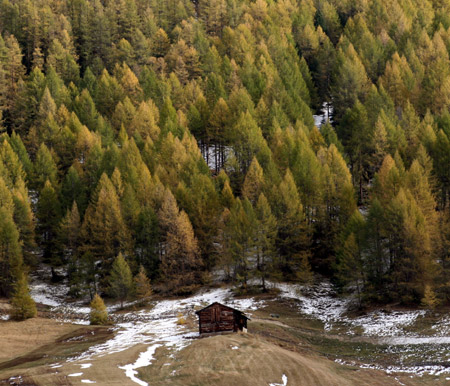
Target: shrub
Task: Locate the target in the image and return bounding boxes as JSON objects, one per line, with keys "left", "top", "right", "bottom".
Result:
{"left": 90, "top": 293, "right": 108, "bottom": 325}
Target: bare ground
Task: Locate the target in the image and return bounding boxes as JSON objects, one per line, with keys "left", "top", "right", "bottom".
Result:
{"left": 0, "top": 318, "right": 80, "bottom": 363}
{"left": 0, "top": 293, "right": 448, "bottom": 385}
{"left": 0, "top": 317, "right": 114, "bottom": 385}
{"left": 139, "top": 332, "right": 419, "bottom": 386}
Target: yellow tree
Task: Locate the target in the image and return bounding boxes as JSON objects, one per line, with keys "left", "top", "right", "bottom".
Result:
{"left": 158, "top": 189, "right": 202, "bottom": 293}
{"left": 10, "top": 272, "right": 36, "bottom": 320}
{"left": 242, "top": 157, "right": 264, "bottom": 205}
{"left": 81, "top": 174, "right": 132, "bottom": 281}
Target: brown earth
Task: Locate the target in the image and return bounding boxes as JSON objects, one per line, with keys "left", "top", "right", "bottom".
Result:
{"left": 139, "top": 332, "right": 422, "bottom": 386}
{"left": 0, "top": 318, "right": 80, "bottom": 363}
{"left": 0, "top": 298, "right": 447, "bottom": 385}
{"left": 0, "top": 317, "right": 114, "bottom": 385}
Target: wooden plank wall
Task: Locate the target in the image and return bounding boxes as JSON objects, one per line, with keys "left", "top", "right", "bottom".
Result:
{"left": 198, "top": 304, "right": 236, "bottom": 334}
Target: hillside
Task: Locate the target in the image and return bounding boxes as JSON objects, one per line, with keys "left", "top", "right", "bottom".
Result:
{"left": 1, "top": 278, "right": 450, "bottom": 385}
{"left": 1, "top": 0, "right": 450, "bottom": 383}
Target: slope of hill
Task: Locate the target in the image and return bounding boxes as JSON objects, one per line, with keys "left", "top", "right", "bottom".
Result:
{"left": 1, "top": 279, "right": 450, "bottom": 385}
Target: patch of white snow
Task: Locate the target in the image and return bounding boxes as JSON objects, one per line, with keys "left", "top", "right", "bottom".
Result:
{"left": 269, "top": 373, "right": 288, "bottom": 386}
{"left": 350, "top": 310, "right": 426, "bottom": 338}
{"left": 336, "top": 358, "right": 450, "bottom": 377}
{"left": 119, "top": 344, "right": 161, "bottom": 386}
{"left": 276, "top": 281, "right": 350, "bottom": 331}
{"left": 30, "top": 283, "right": 67, "bottom": 307}
{"left": 313, "top": 102, "right": 333, "bottom": 128}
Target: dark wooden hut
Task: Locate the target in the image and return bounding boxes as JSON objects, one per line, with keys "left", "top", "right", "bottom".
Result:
{"left": 195, "top": 302, "right": 249, "bottom": 335}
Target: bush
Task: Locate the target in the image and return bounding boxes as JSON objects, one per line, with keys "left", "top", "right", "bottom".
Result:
{"left": 176, "top": 312, "right": 186, "bottom": 325}
{"left": 90, "top": 293, "right": 108, "bottom": 325}
{"left": 134, "top": 265, "right": 152, "bottom": 304}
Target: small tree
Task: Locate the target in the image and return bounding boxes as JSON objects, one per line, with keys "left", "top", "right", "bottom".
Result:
{"left": 134, "top": 265, "right": 152, "bottom": 304}
{"left": 10, "top": 273, "right": 37, "bottom": 320}
{"left": 108, "top": 253, "right": 133, "bottom": 308}
{"left": 421, "top": 285, "right": 439, "bottom": 309}
{"left": 89, "top": 293, "right": 108, "bottom": 325}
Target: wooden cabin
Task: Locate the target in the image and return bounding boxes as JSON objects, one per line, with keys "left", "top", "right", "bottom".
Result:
{"left": 195, "top": 302, "right": 249, "bottom": 335}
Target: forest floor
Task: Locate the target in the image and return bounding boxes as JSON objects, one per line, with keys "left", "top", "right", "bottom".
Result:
{"left": 0, "top": 268, "right": 450, "bottom": 385}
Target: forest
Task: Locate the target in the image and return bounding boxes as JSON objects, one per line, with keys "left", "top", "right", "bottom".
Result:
{"left": 0, "top": 0, "right": 449, "bottom": 318}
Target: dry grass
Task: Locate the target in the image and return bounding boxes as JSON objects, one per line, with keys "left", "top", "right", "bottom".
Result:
{"left": 139, "top": 333, "right": 423, "bottom": 386}
{"left": 0, "top": 318, "right": 80, "bottom": 362}
{"left": 0, "top": 317, "right": 115, "bottom": 385}
{"left": 0, "top": 296, "right": 448, "bottom": 385}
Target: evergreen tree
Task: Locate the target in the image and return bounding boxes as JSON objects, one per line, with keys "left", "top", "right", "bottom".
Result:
{"left": 81, "top": 174, "right": 132, "bottom": 281}
{"left": 10, "top": 272, "right": 37, "bottom": 321}
{"left": 34, "top": 144, "right": 58, "bottom": 190}
{"left": 0, "top": 207, "right": 24, "bottom": 296}
{"left": 12, "top": 183, "right": 36, "bottom": 266}
{"left": 59, "top": 202, "right": 81, "bottom": 264}
{"left": 242, "top": 157, "right": 264, "bottom": 205}
{"left": 336, "top": 211, "right": 366, "bottom": 307}
{"left": 254, "top": 193, "right": 277, "bottom": 291}
{"left": 36, "top": 180, "right": 62, "bottom": 262}
{"left": 220, "top": 198, "right": 255, "bottom": 290}
{"left": 331, "top": 43, "right": 371, "bottom": 122}
{"left": 108, "top": 253, "right": 133, "bottom": 308}
{"left": 275, "top": 170, "right": 312, "bottom": 281}
{"left": 134, "top": 265, "right": 152, "bottom": 304}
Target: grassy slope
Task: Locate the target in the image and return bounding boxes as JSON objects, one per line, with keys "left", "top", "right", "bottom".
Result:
{"left": 0, "top": 294, "right": 448, "bottom": 385}
{"left": 0, "top": 318, "right": 114, "bottom": 385}
{"left": 139, "top": 333, "right": 410, "bottom": 386}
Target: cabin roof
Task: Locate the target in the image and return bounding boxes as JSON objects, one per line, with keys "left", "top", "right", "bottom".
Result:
{"left": 195, "top": 302, "right": 250, "bottom": 319}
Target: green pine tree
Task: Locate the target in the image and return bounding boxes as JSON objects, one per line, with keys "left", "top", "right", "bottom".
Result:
{"left": 10, "top": 272, "right": 37, "bottom": 321}
{"left": 108, "top": 253, "right": 134, "bottom": 308}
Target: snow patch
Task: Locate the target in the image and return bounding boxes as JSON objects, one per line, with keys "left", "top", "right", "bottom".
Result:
{"left": 80, "top": 363, "right": 92, "bottom": 369}
{"left": 276, "top": 282, "right": 350, "bottom": 331}
{"left": 431, "top": 315, "right": 450, "bottom": 336}
{"left": 349, "top": 310, "right": 426, "bottom": 338}
{"left": 119, "top": 344, "right": 161, "bottom": 386}
{"left": 231, "top": 346, "right": 239, "bottom": 350}
{"left": 276, "top": 281, "right": 450, "bottom": 377}
{"left": 313, "top": 102, "right": 333, "bottom": 128}
{"left": 81, "top": 380, "right": 96, "bottom": 384}
{"left": 269, "top": 374, "right": 288, "bottom": 386}
{"left": 276, "top": 282, "right": 427, "bottom": 338}
{"left": 335, "top": 359, "right": 450, "bottom": 377}
{"left": 68, "top": 372, "right": 83, "bottom": 377}
{"left": 30, "top": 282, "right": 67, "bottom": 307}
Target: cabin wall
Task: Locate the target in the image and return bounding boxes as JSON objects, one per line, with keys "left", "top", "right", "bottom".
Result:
{"left": 198, "top": 304, "right": 236, "bottom": 334}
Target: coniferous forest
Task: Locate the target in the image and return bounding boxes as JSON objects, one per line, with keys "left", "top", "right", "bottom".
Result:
{"left": 0, "top": 0, "right": 449, "bottom": 315}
